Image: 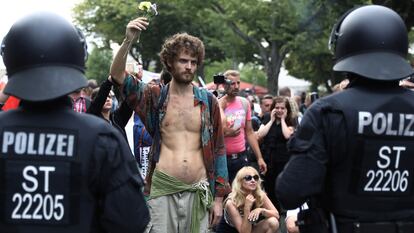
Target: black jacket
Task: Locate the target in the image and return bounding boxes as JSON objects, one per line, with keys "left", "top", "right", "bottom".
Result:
{"left": 87, "top": 79, "right": 132, "bottom": 139}
{"left": 276, "top": 80, "right": 414, "bottom": 223}
{"left": 0, "top": 98, "right": 149, "bottom": 233}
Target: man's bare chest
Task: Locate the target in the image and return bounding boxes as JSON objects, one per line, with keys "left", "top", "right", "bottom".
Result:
{"left": 162, "top": 97, "right": 201, "bottom": 132}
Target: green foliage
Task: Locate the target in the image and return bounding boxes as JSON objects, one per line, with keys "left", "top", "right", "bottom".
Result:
{"left": 73, "top": 0, "right": 133, "bottom": 46}
{"left": 285, "top": 0, "right": 368, "bottom": 92}
{"left": 164, "top": 0, "right": 326, "bottom": 93}
{"left": 73, "top": 0, "right": 414, "bottom": 94}
{"left": 284, "top": 18, "right": 334, "bottom": 89}
{"left": 204, "top": 60, "right": 266, "bottom": 87}
{"left": 74, "top": 0, "right": 328, "bottom": 93}
{"left": 85, "top": 46, "right": 113, "bottom": 84}
{"left": 74, "top": 0, "right": 226, "bottom": 71}
{"left": 239, "top": 63, "right": 267, "bottom": 87}
{"left": 204, "top": 59, "right": 233, "bottom": 84}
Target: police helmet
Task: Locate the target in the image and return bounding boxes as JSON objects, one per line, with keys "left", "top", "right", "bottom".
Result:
{"left": 1, "top": 12, "right": 88, "bottom": 101}
{"left": 328, "top": 5, "right": 414, "bottom": 81}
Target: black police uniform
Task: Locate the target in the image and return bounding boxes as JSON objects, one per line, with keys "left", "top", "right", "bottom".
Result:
{"left": 276, "top": 5, "right": 414, "bottom": 233}
{"left": 276, "top": 80, "right": 414, "bottom": 230}
{"left": 0, "top": 98, "right": 149, "bottom": 233}
{"left": 0, "top": 12, "right": 149, "bottom": 233}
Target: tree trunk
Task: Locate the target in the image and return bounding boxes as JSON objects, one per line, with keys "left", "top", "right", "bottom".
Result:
{"left": 265, "top": 42, "right": 285, "bottom": 95}
{"left": 266, "top": 65, "right": 277, "bottom": 95}
{"left": 266, "top": 63, "right": 283, "bottom": 95}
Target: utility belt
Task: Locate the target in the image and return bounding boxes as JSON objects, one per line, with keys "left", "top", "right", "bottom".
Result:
{"left": 337, "top": 221, "right": 414, "bottom": 233}
{"left": 296, "top": 208, "right": 330, "bottom": 233}
{"left": 227, "top": 151, "right": 247, "bottom": 160}
{"left": 297, "top": 208, "right": 414, "bottom": 233}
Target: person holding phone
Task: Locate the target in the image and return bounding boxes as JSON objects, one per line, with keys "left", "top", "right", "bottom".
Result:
{"left": 256, "top": 96, "right": 296, "bottom": 212}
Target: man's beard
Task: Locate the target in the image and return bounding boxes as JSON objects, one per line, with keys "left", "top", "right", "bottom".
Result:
{"left": 226, "top": 88, "right": 239, "bottom": 97}
{"left": 174, "top": 72, "right": 194, "bottom": 84}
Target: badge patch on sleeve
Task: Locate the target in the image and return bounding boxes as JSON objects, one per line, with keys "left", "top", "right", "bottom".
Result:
{"left": 355, "top": 139, "right": 414, "bottom": 196}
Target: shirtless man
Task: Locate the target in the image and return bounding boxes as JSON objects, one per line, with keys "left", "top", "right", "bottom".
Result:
{"left": 110, "top": 17, "right": 229, "bottom": 233}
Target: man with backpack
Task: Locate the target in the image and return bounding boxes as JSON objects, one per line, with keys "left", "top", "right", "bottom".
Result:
{"left": 219, "top": 70, "right": 267, "bottom": 183}
{"left": 110, "top": 17, "right": 229, "bottom": 233}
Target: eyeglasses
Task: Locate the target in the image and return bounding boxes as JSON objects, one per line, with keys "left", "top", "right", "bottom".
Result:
{"left": 243, "top": 175, "right": 259, "bottom": 182}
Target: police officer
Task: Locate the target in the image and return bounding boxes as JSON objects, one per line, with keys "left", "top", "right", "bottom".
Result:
{"left": 0, "top": 12, "right": 149, "bottom": 233}
{"left": 276, "top": 5, "right": 414, "bottom": 233}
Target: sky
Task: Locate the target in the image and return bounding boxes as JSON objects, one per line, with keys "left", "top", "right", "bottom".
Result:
{"left": 0, "top": 0, "right": 82, "bottom": 69}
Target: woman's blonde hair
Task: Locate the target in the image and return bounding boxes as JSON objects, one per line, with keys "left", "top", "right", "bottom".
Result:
{"left": 228, "top": 166, "right": 265, "bottom": 210}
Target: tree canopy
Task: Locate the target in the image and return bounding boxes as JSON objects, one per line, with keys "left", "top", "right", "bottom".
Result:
{"left": 73, "top": 0, "right": 414, "bottom": 94}
{"left": 85, "top": 46, "right": 113, "bottom": 84}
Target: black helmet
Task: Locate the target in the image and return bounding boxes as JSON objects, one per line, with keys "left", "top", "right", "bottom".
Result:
{"left": 1, "top": 11, "right": 88, "bottom": 101}
{"left": 329, "top": 5, "right": 413, "bottom": 81}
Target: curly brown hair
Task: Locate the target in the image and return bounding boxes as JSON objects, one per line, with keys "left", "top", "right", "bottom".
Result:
{"left": 159, "top": 33, "right": 205, "bottom": 73}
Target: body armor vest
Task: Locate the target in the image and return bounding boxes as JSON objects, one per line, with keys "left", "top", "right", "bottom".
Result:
{"left": 321, "top": 85, "right": 414, "bottom": 222}
{"left": 0, "top": 102, "right": 120, "bottom": 232}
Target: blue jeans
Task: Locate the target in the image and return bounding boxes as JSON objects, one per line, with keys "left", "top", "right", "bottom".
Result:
{"left": 227, "top": 152, "right": 249, "bottom": 184}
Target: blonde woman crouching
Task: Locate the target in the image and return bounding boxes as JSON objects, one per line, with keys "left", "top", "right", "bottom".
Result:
{"left": 216, "top": 166, "right": 279, "bottom": 233}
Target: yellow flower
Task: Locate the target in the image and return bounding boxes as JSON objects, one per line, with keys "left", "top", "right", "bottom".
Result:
{"left": 137, "top": 1, "right": 158, "bottom": 19}
{"left": 138, "top": 1, "right": 152, "bottom": 12}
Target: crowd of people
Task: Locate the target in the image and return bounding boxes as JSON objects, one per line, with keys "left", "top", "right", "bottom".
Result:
{"left": 1, "top": 3, "right": 414, "bottom": 233}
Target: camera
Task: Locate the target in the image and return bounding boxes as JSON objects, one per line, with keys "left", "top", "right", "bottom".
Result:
{"left": 213, "top": 74, "right": 226, "bottom": 84}
{"left": 213, "top": 73, "right": 232, "bottom": 85}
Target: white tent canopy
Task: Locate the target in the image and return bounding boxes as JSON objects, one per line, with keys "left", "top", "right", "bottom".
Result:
{"left": 142, "top": 70, "right": 160, "bottom": 83}
{"left": 278, "top": 67, "right": 311, "bottom": 95}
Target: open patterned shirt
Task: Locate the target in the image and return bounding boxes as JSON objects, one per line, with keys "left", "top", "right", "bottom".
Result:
{"left": 122, "top": 75, "right": 229, "bottom": 197}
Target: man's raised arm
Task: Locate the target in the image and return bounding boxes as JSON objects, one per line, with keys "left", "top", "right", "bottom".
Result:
{"left": 110, "top": 17, "right": 148, "bottom": 85}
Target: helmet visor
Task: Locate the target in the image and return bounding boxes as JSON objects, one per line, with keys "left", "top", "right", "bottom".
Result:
{"left": 333, "top": 52, "right": 414, "bottom": 81}
{"left": 4, "top": 65, "right": 87, "bottom": 102}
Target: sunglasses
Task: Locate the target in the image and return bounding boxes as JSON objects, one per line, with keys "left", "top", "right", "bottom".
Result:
{"left": 243, "top": 175, "right": 259, "bottom": 182}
